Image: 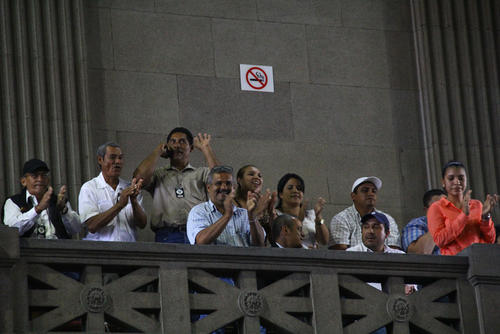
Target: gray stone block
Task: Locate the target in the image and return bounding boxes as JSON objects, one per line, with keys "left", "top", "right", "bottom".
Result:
{"left": 155, "top": 0, "right": 257, "bottom": 20}
{"left": 389, "top": 90, "right": 422, "bottom": 149}
{"left": 385, "top": 31, "right": 417, "bottom": 90}
{"left": 326, "top": 144, "right": 401, "bottom": 206}
{"left": 397, "top": 147, "right": 427, "bottom": 225}
{"left": 111, "top": 10, "right": 214, "bottom": 75}
{"left": 255, "top": 0, "right": 341, "bottom": 25}
{"left": 213, "top": 19, "right": 308, "bottom": 82}
{"left": 209, "top": 137, "right": 296, "bottom": 191}
{"left": 340, "top": 0, "right": 412, "bottom": 31}
{"left": 88, "top": 69, "right": 179, "bottom": 134}
{"left": 292, "top": 142, "right": 332, "bottom": 202}
{"left": 85, "top": 7, "right": 114, "bottom": 70}
{"left": 85, "top": 0, "right": 112, "bottom": 8}
{"left": 116, "top": 131, "right": 167, "bottom": 178}
{"left": 307, "top": 25, "right": 390, "bottom": 87}
{"left": 110, "top": 0, "right": 155, "bottom": 11}
{"left": 178, "top": 76, "right": 294, "bottom": 140}
{"left": 291, "top": 83, "right": 395, "bottom": 147}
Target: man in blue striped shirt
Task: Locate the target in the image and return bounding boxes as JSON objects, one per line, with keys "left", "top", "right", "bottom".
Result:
{"left": 402, "top": 189, "right": 446, "bottom": 255}
{"left": 187, "top": 166, "right": 269, "bottom": 247}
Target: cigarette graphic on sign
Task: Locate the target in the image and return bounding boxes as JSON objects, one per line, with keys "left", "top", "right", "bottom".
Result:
{"left": 240, "top": 64, "right": 274, "bottom": 93}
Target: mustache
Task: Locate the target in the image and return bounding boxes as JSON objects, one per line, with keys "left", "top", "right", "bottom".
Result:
{"left": 216, "top": 189, "right": 231, "bottom": 194}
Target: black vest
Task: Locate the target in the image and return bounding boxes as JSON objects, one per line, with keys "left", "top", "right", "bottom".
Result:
{"left": 7, "top": 188, "right": 70, "bottom": 239}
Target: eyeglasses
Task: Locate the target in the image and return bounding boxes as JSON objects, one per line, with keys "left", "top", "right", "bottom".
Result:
{"left": 26, "top": 171, "right": 49, "bottom": 178}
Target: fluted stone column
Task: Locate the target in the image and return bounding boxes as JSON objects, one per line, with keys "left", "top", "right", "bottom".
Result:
{"left": 0, "top": 0, "right": 92, "bottom": 207}
{"left": 411, "top": 0, "right": 500, "bottom": 199}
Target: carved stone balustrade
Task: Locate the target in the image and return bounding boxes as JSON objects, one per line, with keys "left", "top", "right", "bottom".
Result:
{"left": 1, "top": 225, "right": 499, "bottom": 334}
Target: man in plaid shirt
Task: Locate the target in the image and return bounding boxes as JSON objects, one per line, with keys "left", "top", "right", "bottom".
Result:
{"left": 328, "top": 176, "right": 401, "bottom": 250}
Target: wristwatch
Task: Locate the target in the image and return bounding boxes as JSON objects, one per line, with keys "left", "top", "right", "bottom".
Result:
{"left": 315, "top": 219, "right": 324, "bottom": 225}
{"left": 481, "top": 213, "right": 491, "bottom": 221}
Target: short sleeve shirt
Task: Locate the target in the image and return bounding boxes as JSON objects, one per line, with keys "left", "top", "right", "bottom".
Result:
{"left": 78, "top": 172, "right": 143, "bottom": 242}
{"left": 147, "top": 164, "right": 210, "bottom": 229}
{"left": 186, "top": 200, "right": 253, "bottom": 247}
{"left": 401, "top": 216, "right": 440, "bottom": 254}
{"left": 329, "top": 205, "right": 401, "bottom": 248}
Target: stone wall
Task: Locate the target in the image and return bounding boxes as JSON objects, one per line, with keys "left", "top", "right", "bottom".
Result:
{"left": 84, "top": 0, "right": 424, "bottom": 241}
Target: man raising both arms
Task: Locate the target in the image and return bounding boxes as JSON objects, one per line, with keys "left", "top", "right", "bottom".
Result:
{"left": 134, "top": 127, "right": 219, "bottom": 243}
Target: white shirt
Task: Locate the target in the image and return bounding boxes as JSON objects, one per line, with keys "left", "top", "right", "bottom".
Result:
{"left": 3, "top": 190, "right": 80, "bottom": 238}
{"left": 78, "top": 172, "right": 143, "bottom": 242}
{"left": 347, "top": 243, "right": 415, "bottom": 291}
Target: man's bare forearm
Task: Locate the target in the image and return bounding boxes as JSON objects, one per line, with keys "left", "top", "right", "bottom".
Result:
{"left": 200, "top": 145, "right": 219, "bottom": 169}
{"left": 134, "top": 145, "right": 163, "bottom": 187}
{"left": 85, "top": 203, "right": 124, "bottom": 233}
{"left": 249, "top": 218, "right": 265, "bottom": 246}
{"left": 195, "top": 214, "right": 231, "bottom": 244}
{"left": 131, "top": 199, "right": 147, "bottom": 229}
{"left": 407, "top": 232, "right": 436, "bottom": 254}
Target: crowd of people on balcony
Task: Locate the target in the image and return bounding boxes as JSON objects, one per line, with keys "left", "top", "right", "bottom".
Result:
{"left": 2, "top": 127, "right": 499, "bottom": 257}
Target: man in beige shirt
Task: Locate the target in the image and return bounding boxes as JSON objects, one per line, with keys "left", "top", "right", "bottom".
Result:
{"left": 134, "top": 127, "right": 218, "bottom": 243}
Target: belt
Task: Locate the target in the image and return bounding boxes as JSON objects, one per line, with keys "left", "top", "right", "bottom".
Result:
{"left": 156, "top": 225, "right": 187, "bottom": 233}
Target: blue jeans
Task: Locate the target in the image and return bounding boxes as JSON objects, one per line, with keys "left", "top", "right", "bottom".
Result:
{"left": 155, "top": 228, "right": 189, "bottom": 244}
{"left": 372, "top": 327, "right": 387, "bottom": 334}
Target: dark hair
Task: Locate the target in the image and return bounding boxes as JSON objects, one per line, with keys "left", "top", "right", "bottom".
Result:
{"left": 207, "top": 165, "right": 234, "bottom": 185}
{"left": 276, "top": 173, "right": 305, "bottom": 210}
{"left": 422, "top": 189, "right": 446, "bottom": 208}
{"left": 166, "top": 127, "right": 194, "bottom": 147}
{"left": 235, "top": 165, "right": 259, "bottom": 199}
{"left": 441, "top": 160, "right": 467, "bottom": 178}
{"left": 271, "top": 214, "right": 296, "bottom": 246}
{"left": 97, "top": 141, "right": 120, "bottom": 158}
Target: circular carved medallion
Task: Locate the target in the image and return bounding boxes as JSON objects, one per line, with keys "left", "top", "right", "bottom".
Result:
{"left": 80, "top": 286, "right": 109, "bottom": 313}
{"left": 238, "top": 291, "right": 265, "bottom": 317}
{"left": 386, "top": 295, "right": 412, "bottom": 322}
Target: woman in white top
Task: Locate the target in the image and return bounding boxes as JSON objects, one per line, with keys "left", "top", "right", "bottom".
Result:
{"left": 275, "top": 173, "right": 329, "bottom": 248}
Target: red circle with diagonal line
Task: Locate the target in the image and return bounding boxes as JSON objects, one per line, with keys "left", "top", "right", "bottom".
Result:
{"left": 246, "top": 67, "right": 268, "bottom": 90}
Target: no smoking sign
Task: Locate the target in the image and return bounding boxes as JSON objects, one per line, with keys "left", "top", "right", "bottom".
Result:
{"left": 240, "top": 64, "right": 274, "bottom": 93}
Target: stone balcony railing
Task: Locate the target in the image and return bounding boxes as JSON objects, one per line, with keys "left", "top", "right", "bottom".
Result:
{"left": 1, "top": 225, "right": 499, "bottom": 334}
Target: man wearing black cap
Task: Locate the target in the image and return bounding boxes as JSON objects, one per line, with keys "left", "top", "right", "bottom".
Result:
{"left": 3, "top": 158, "right": 80, "bottom": 239}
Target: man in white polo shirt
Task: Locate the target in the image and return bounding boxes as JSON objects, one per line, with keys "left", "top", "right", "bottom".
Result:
{"left": 79, "top": 142, "right": 146, "bottom": 241}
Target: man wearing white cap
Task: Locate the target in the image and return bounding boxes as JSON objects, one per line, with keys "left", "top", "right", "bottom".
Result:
{"left": 328, "top": 176, "right": 401, "bottom": 250}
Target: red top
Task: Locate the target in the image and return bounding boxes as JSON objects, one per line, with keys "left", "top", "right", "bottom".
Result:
{"left": 427, "top": 197, "right": 495, "bottom": 255}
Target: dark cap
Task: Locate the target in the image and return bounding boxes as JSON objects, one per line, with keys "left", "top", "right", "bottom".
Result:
{"left": 23, "top": 159, "right": 50, "bottom": 175}
{"left": 361, "top": 212, "right": 390, "bottom": 231}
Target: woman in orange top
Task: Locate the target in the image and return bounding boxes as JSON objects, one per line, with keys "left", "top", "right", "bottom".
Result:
{"left": 427, "top": 161, "right": 499, "bottom": 255}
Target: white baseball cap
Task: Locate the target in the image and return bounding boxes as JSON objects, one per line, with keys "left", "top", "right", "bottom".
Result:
{"left": 351, "top": 176, "right": 382, "bottom": 192}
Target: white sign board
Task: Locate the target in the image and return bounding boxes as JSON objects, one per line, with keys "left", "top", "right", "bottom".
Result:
{"left": 240, "top": 64, "right": 274, "bottom": 93}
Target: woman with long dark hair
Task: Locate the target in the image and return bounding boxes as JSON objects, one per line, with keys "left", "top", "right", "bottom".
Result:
{"left": 275, "top": 173, "right": 329, "bottom": 248}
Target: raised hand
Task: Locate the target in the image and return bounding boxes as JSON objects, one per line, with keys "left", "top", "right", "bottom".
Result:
{"left": 314, "top": 197, "right": 326, "bottom": 219}
{"left": 157, "top": 142, "right": 171, "bottom": 159}
{"left": 36, "top": 186, "right": 53, "bottom": 213}
{"left": 223, "top": 188, "right": 235, "bottom": 217}
{"left": 129, "top": 178, "right": 143, "bottom": 199}
{"left": 56, "top": 185, "right": 68, "bottom": 211}
{"left": 267, "top": 191, "right": 278, "bottom": 220}
{"left": 248, "top": 189, "right": 272, "bottom": 218}
{"left": 193, "top": 133, "right": 211, "bottom": 151}
{"left": 118, "top": 180, "right": 141, "bottom": 209}
{"left": 463, "top": 190, "right": 472, "bottom": 215}
{"left": 482, "top": 194, "right": 499, "bottom": 216}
